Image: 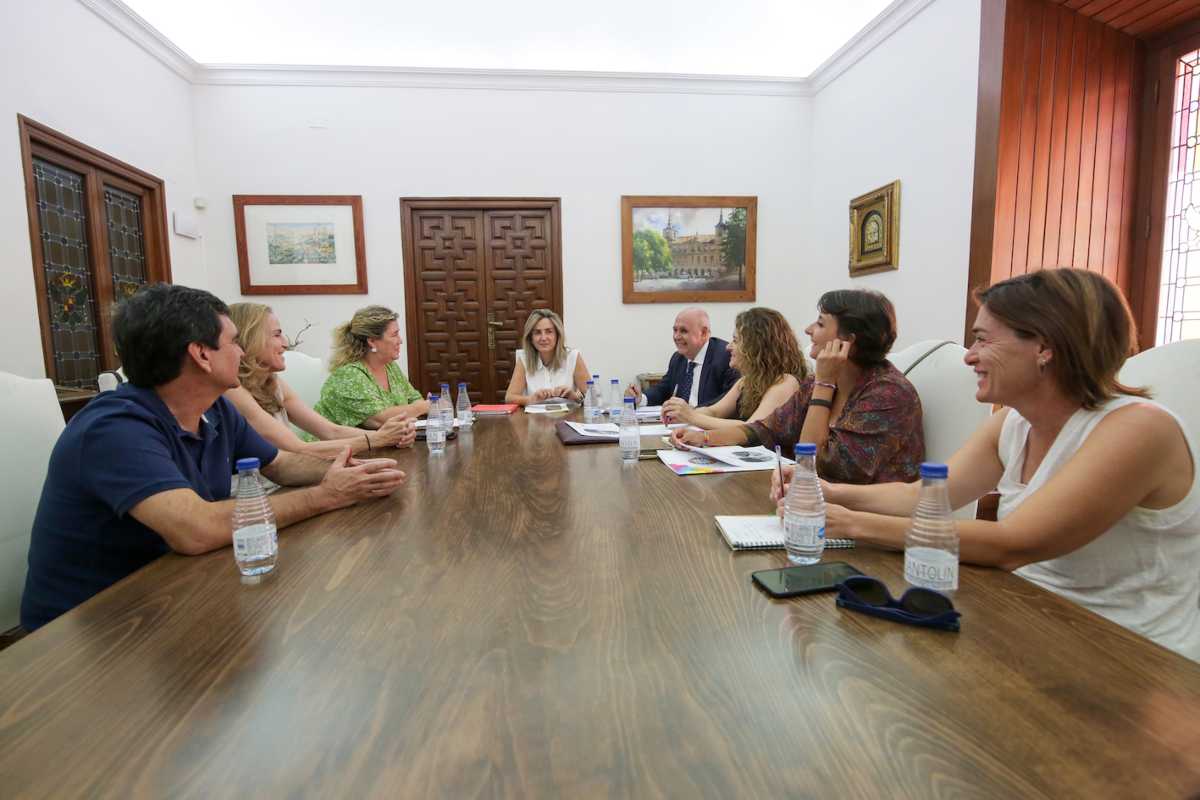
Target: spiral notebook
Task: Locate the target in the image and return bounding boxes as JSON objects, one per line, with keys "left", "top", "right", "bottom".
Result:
{"left": 714, "top": 515, "right": 856, "bottom": 551}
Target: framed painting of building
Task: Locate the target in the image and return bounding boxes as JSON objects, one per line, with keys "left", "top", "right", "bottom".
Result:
{"left": 234, "top": 194, "right": 368, "bottom": 294}
{"left": 621, "top": 195, "right": 757, "bottom": 304}
{"left": 848, "top": 181, "right": 900, "bottom": 277}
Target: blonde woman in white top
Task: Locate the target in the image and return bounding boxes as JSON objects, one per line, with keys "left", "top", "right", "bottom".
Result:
{"left": 225, "top": 303, "right": 415, "bottom": 457}
{"left": 772, "top": 269, "right": 1199, "bottom": 661}
{"left": 505, "top": 309, "right": 591, "bottom": 406}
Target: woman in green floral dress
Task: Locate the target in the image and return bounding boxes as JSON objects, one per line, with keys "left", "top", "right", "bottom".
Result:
{"left": 313, "top": 306, "right": 431, "bottom": 430}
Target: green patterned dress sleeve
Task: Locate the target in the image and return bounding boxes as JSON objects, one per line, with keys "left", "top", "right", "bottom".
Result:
{"left": 311, "top": 361, "right": 422, "bottom": 430}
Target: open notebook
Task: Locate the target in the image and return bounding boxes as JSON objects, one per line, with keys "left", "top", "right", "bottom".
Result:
{"left": 714, "top": 515, "right": 855, "bottom": 551}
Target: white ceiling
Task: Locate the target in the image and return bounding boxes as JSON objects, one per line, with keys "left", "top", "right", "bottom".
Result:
{"left": 119, "top": 0, "right": 897, "bottom": 78}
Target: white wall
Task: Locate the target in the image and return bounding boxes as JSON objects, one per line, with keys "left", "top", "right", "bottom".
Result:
{"left": 193, "top": 84, "right": 811, "bottom": 387}
{"left": 3, "top": 0, "right": 982, "bottom": 387}
{"left": 0, "top": 0, "right": 202, "bottom": 379}
{"left": 808, "top": 0, "right": 981, "bottom": 350}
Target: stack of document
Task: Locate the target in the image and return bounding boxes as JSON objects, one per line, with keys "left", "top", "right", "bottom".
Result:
{"left": 525, "top": 402, "right": 575, "bottom": 414}
{"left": 635, "top": 405, "right": 666, "bottom": 421}
{"left": 563, "top": 420, "right": 686, "bottom": 438}
{"left": 414, "top": 418, "right": 460, "bottom": 429}
{"left": 657, "top": 445, "right": 793, "bottom": 476}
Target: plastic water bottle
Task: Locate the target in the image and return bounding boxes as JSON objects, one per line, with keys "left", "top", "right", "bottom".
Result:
{"left": 456, "top": 382, "right": 473, "bottom": 428}
{"left": 583, "top": 379, "right": 598, "bottom": 421}
{"left": 618, "top": 397, "right": 639, "bottom": 464}
{"left": 608, "top": 378, "right": 622, "bottom": 417}
{"left": 427, "top": 394, "right": 446, "bottom": 454}
{"left": 232, "top": 457, "right": 277, "bottom": 577}
{"left": 783, "top": 443, "right": 825, "bottom": 565}
{"left": 904, "top": 462, "right": 959, "bottom": 595}
{"left": 438, "top": 383, "right": 454, "bottom": 430}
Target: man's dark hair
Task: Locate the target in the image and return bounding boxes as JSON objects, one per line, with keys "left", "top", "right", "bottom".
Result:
{"left": 817, "top": 289, "right": 897, "bottom": 366}
{"left": 113, "top": 284, "right": 230, "bottom": 387}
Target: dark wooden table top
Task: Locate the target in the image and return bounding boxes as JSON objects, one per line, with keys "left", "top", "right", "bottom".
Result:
{"left": 2, "top": 412, "right": 1199, "bottom": 798}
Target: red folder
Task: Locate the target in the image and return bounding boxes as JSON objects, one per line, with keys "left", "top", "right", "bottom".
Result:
{"left": 472, "top": 403, "right": 518, "bottom": 415}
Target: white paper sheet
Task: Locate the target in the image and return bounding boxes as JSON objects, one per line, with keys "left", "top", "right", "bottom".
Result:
{"left": 657, "top": 445, "right": 793, "bottom": 473}
{"left": 525, "top": 402, "right": 574, "bottom": 414}
{"left": 565, "top": 421, "right": 619, "bottom": 437}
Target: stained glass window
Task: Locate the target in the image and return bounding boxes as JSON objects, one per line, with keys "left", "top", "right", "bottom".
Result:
{"left": 104, "top": 185, "right": 149, "bottom": 304}
{"left": 33, "top": 158, "right": 101, "bottom": 389}
{"left": 1156, "top": 48, "right": 1200, "bottom": 345}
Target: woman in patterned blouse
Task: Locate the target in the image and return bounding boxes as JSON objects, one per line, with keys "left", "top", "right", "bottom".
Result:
{"left": 672, "top": 289, "right": 924, "bottom": 484}
{"left": 313, "top": 305, "right": 431, "bottom": 431}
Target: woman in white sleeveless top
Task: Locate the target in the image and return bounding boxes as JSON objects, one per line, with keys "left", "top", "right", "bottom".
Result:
{"left": 772, "top": 269, "right": 1198, "bottom": 661}
{"left": 505, "top": 309, "right": 591, "bottom": 406}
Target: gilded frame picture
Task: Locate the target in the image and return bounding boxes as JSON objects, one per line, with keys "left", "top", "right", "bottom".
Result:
{"left": 234, "top": 194, "right": 368, "bottom": 295}
{"left": 848, "top": 180, "right": 900, "bottom": 277}
{"left": 621, "top": 195, "right": 757, "bottom": 304}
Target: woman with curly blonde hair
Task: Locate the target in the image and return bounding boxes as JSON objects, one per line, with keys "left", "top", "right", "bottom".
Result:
{"left": 313, "top": 305, "right": 430, "bottom": 429}
{"left": 662, "top": 307, "right": 806, "bottom": 429}
{"left": 225, "top": 303, "right": 415, "bottom": 457}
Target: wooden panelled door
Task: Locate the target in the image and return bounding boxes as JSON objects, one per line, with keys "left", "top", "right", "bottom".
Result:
{"left": 401, "top": 199, "right": 563, "bottom": 403}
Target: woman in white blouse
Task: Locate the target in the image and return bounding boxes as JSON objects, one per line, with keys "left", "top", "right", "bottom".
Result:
{"left": 505, "top": 309, "right": 591, "bottom": 406}
{"left": 773, "top": 268, "right": 1199, "bottom": 661}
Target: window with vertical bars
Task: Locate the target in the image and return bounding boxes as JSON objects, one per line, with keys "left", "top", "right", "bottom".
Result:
{"left": 19, "top": 117, "right": 171, "bottom": 390}
{"left": 33, "top": 159, "right": 102, "bottom": 388}
{"left": 1156, "top": 48, "right": 1200, "bottom": 346}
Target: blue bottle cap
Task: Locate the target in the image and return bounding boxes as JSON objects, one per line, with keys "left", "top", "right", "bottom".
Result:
{"left": 458, "top": 382, "right": 467, "bottom": 388}
{"left": 430, "top": 394, "right": 440, "bottom": 401}
{"left": 624, "top": 396, "right": 634, "bottom": 404}
{"left": 440, "top": 383, "right": 450, "bottom": 389}
{"left": 794, "top": 443, "right": 817, "bottom": 456}
{"left": 235, "top": 457, "right": 260, "bottom": 472}
{"left": 586, "top": 379, "right": 594, "bottom": 385}
{"left": 920, "top": 462, "right": 949, "bottom": 479}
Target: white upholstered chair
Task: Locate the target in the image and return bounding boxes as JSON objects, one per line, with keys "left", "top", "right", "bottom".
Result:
{"left": 902, "top": 342, "right": 993, "bottom": 519}
{"left": 0, "top": 372, "right": 66, "bottom": 631}
{"left": 282, "top": 349, "right": 327, "bottom": 410}
{"left": 97, "top": 370, "right": 124, "bottom": 392}
{"left": 1118, "top": 339, "right": 1200, "bottom": 444}
{"left": 889, "top": 339, "right": 952, "bottom": 375}
{"left": 1118, "top": 338, "right": 1200, "bottom": 607}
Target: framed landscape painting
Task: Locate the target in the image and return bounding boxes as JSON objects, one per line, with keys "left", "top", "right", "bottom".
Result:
{"left": 234, "top": 194, "right": 368, "bottom": 294}
{"left": 621, "top": 195, "right": 757, "bottom": 304}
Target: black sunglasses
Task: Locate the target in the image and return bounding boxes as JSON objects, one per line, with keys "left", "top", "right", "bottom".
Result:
{"left": 835, "top": 576, "right": 961, "bottom": 632}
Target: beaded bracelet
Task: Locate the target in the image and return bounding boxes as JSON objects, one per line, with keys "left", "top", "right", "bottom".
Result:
{"left": 809, "top": 398, "right": 833, "bottom": 409}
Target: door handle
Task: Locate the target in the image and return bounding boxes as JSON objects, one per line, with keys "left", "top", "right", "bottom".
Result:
{"left": 487, "top": 320, "right": 503, "bottom": 328}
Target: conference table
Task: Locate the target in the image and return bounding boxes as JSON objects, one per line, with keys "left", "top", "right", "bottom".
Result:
{"left": 2, "top": 411, "right": 1199, "bottom": 798}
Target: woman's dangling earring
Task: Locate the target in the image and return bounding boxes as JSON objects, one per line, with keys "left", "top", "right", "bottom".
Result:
{"left": 370, "top": 346, "right": 378, "bottom": 353}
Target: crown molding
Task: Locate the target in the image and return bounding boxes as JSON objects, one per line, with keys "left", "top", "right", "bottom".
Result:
{"left": 806, "top": 0, "right": 938, "bottom": 93}
{"left": 77, "top": 0, "right": 199, "bottom": 82}
{"left": 77, "top": 0, "right": 936, "bottom": 98}
{"left": 196, "top": 64, "right": 810, "bottom": 97}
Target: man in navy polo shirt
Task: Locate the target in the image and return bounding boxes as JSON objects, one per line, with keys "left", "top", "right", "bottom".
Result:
{"left": 21, "top": 284, "right": 407, "bottom": 631}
